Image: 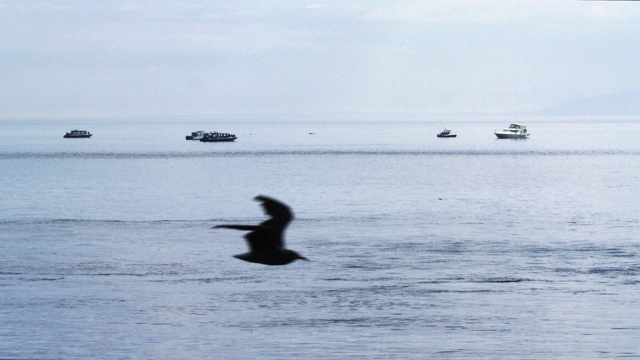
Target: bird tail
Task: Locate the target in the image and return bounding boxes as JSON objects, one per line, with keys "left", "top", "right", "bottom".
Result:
{"left": 213, "top": 224, "right": 260, "bottom": 231}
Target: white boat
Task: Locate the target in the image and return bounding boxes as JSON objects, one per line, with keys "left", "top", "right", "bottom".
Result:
{"left": 437, "top": 129, "right": 457, "bottom": 138}
{"left": 495, "top": 123, "right": 530, "bottom": 139}
{"left": 186, "top": 130, "right": 206, "bottom": 140}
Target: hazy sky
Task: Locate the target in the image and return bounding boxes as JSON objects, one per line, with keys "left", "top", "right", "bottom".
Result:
{"left": 1, "top": 0, "right": 639, "bottom": 119}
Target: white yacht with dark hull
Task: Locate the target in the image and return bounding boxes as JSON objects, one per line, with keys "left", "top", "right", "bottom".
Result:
{"left": 437, "top": 129, "right": 457, "bottom": 138}
{"left": 495, "top": 123, "right": 530, "bottom": 139}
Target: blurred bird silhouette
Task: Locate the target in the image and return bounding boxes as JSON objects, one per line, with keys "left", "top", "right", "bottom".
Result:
{"left": 213, "top": 195, "right": 308, "bottom": 265}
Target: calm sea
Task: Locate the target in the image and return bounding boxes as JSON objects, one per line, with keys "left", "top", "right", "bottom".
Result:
{"left": 1, "top": 117, "right": 639, "bottom": 359}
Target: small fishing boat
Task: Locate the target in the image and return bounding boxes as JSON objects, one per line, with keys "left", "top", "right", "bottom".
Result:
{"left": 63, "top": 130, "right": 92, "bottom": 138}
{"left": 495, "top": 123, "right": 530, "bottom": 139}
{"left": 186, "top": 130, "right": 206, "bottom": 140}
{"left": 437, "top": 129, "right": 457, "bottom": 138}
{"left": 200, "top": 131, "right": 237, "bottom": 142}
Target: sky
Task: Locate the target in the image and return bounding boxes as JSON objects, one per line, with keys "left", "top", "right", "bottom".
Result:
{"left": 1, "top": 0, "right": 640, "bottom": 120}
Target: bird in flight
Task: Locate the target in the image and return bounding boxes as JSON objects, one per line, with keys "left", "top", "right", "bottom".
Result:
{"left": 214, "top": 195, "right": 308, "bottom": 265}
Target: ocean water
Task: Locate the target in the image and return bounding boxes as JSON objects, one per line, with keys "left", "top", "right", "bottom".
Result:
{"left": 1, "top": 117, "right": 639, "bottom": 359}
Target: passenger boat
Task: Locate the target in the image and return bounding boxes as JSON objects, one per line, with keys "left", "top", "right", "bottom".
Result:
{"left": 495, "top": 123, "right": 530, "bottom": 139}
{"left": 186, "top": 130, "right": 206, "bottom": 140}
{"left": 200, "top": 131, "right": 237, "bottom": 142}
{"left": 437, "top": 129, "right": 457, "bottom": 138}
{"left": 63, "top": 130, "right": 92, "bottom": 138}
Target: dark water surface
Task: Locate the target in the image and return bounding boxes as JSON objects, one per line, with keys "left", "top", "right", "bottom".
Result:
{"left": 1, "top": 118, "right": 639, "bottom": 358}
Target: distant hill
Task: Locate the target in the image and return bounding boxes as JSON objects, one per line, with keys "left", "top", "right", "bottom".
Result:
{"left": 541, "top": 89, "right": 640, "bottom": 116}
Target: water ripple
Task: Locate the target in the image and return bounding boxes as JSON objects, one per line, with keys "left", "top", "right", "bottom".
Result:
{"left": 1, "top": 149, "right": 639, "bottom": 159}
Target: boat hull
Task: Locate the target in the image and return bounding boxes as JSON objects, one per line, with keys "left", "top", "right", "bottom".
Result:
{"left": 437, "top": 134, "right": 457, "bottom": 138}
{"left": 200, "top": 137, "right": 236, "bottom": 142}
{"left": 63, "top": 134, "right": 92, "bottom": 138}
{"left": 495, "top": 132, "right": 528, "bottom": 139}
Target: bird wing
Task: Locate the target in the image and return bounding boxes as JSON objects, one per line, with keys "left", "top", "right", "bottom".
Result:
{"left": 254, "top": 195, "right": 293, "bottom": 248}
{"left": 214, "top": 224, "right": 280, "bottom": 253}
{"left": 214, "top": 196, "right": 293, "bottom": 251}
{"left": 213, "top": 225, "right": 258, "bottom": 231}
